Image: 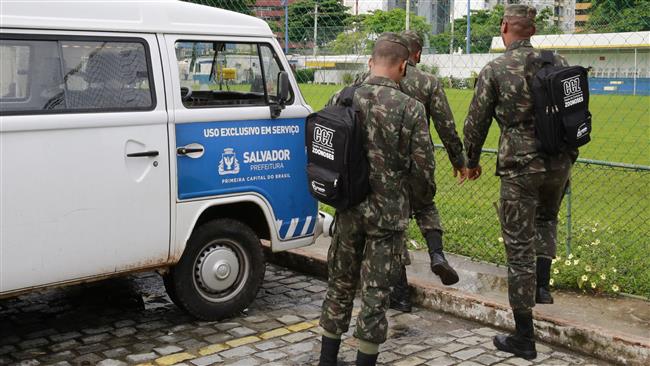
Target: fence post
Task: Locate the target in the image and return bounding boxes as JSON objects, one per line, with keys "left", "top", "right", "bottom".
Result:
{"left": 565, "top": 181, "right": 572, "bottom": 256}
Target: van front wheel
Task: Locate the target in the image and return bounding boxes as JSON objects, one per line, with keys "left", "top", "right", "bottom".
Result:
{"left": 164, "top": 219, "right": 265, "bottom": 320}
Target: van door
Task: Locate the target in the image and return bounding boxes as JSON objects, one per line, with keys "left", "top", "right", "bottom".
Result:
{"left": 166, "top": 36, "right": 317, "bottom": 247}
{"left": 0, "top": 32, "right": 170, "bottom": 293}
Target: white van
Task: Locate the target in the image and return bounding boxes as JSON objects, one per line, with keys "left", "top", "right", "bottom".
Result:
{"left": 0, "top": 0, "right": 329, "bottom": 320}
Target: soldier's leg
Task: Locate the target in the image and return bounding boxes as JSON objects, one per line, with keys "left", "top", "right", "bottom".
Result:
{"left": 319, "top": 210, "right": 365, "bottom": 365}
{"left": 534, "top": 159, "right": 572, "bottom": 304}
{"left": 353, "top": 224, "right": 404, "bottom": 363}
{"left": 412, "top": 180, "right": 459, "bottom": 285}
{"left": 493, "top": 173, "right": 541, "bottom": 360}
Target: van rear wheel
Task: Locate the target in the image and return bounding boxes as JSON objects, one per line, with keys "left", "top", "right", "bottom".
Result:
{"left": 164, "top": 218, "right": 265, "bottom": 320}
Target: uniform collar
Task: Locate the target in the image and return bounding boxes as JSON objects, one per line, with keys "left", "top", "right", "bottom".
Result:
{"left": 506, "top": 39, "right": 533, "bottom": 52}
{"left": 366, "top": 75, "right": 400, "bottom": 90}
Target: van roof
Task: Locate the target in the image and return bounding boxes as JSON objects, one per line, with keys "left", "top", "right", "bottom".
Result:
{"left": 0, "top": 0, "right": 273, "bottom": 37}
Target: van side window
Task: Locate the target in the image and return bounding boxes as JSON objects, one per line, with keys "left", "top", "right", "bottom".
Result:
{"left": 0, "top": 37, "right": 154, "bottom": 114}
{"left": 176, "top": 41, "right": 291, "bottom": 108}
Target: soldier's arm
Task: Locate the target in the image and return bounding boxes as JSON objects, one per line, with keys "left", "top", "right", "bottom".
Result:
{"left": 463, "top": 64, "right": 497, "bottom": 169}
{"left": 429, "top": 79, "right": 465, "bottom": 169}
{"left": 408, "top": 100, "right": 436, "bottom": 187}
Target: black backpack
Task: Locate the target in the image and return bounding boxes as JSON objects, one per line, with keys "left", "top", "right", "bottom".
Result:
{"left": 529, "top": 50, "right": 592, "bottom": 154}
{"left": 305, "top": 87, "right": 370, "bottom": 210}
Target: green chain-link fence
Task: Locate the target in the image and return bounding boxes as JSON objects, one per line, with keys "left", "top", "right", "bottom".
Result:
{"left": 185, "top": 0, "right": 649, "bottom": 298}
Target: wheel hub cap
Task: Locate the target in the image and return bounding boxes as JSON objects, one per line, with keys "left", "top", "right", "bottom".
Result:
{"left": 198, "top": 247, "right": 240, "bottom": 292}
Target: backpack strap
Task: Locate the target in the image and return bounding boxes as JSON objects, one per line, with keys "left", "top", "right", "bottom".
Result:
{"left": 540, "top": 50, "right": 555, "bottom": 65}
{"left": 339, "top": 86, "right": 358, "bottom": 107}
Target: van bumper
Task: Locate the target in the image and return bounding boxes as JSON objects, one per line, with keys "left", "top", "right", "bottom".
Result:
{"left": 314, "top": 211, "right": 334, "bottom": 239}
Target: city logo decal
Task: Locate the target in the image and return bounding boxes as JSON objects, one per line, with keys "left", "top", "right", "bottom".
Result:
{"left": 218, "top": 147, "right": 240, "bottom": 175}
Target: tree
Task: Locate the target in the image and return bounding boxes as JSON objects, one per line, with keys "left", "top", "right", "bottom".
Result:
{"left": 362, "top": 9, "right": 431, "bottom": 41}
{"left": 183, "top": 0, "right": 255, "bottom": 15}
{"left": 288, "top": 0, "right": 351, "bottom": 46}
{"left": 327, "top": 9, "right": 431, "bottom": 55}
{"left": 585, "top": 0, "right": 650, "bottom": 33}
{"left": 429, "top": 5, "right": 563, "bottom": 54}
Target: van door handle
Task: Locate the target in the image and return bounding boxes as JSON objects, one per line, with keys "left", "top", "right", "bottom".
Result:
{"left": 127, "top": 150, "right": 159, "bottom": 157}
{"left": 177, "top": 147, "right": 204, "bottom": 155}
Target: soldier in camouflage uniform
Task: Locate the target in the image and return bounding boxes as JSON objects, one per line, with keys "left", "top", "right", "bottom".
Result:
{"left": 318, "top": 33, "right": 435, "bottom": 366}
{"left": 352, "top": 31, "right": 466, "bottom": 313}
{"left": 463, "top": 5, "right": 577, "bottom": 360}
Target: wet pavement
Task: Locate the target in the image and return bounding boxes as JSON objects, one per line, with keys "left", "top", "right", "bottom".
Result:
{"left": 0, "top": 265, "right": 608, "bottom": 365}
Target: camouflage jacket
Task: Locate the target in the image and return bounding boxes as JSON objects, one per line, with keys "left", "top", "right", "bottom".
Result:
{"left": 329, "top": 76, "right": 435, "bottom": 230}
{"left": 463, "top": 39, "right": 576, "bottom": 177}
{"left": 353, "top": 64, "right": 465, "bottom": 169}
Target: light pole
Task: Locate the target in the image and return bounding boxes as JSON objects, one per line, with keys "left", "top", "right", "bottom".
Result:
{"left": 313, "top": 2, "right": 318, "bottom": 57}
{"left": 406, "top": 0, "right": 411, "bottom": 31}
{"left": 466, "top": 0, "right": 471, "bottom": 54}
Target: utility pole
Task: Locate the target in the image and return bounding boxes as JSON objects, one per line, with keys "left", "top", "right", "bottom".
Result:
{"left": 283, "top": 0, "right": 289, "bottom": 54}
{"left": 466, "top": 0, "right": 471, "bottom": 54}
{"left": 313, "top": 2, "right": 318, "bottom": 57}
{"left": 406, "top": 0, "right": 411, "bottom": 30}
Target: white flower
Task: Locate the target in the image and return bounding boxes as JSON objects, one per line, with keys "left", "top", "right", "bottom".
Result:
{"left": 612, "top": 268, "right": 617, "bottom": 273}
{"left": 585, "top": 265, "right": 592, "bottom": 272}
{"left": 591, "top": 228, "right": 597, "bottom": 233}
{"left": 565, "top": 260, "right": 572, "bottom": 266}
{"left": 549, "top": 278, "right": 555, "bottom": 286}
{"left": 581, "top": 275, "right": 588, "bottom": 281}
{"left": 612, "top": 284, "right": 620, "bottom": 292}
{"left": 591, "top": 282, "right": 597, "bottom": 289}
{"left": 568, "top": 253, "right": 574, "bottom": 259}
{"left": 498, "top": 237, "right": 504, "bottom": 243}
{"left": 600, "top": 274, "right": 606, "bottom": 280}
{"left": 553, "top": 269, "right": 560, "bottom": 275}
{"left": 573, "top": 259, "right": 580, "bottom": 265}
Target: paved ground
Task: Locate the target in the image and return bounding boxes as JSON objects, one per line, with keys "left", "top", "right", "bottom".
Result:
{"left": 0, "top": 265, "right": 607, "bottom": 366}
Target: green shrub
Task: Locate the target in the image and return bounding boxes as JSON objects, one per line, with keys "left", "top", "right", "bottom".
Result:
{"left": 294, "top": 68, "right": 315, "bottom": 83}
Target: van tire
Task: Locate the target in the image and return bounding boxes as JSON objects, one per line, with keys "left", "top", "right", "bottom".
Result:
{"left": 165, "top": 218, "right": 265, "bottom": 320}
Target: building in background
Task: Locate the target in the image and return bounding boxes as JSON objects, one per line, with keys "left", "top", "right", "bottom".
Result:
{"left": 574, "top": 0, "right": 592, "bottom": 32}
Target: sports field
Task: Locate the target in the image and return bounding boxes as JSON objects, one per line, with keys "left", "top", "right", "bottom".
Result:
{"left": 303, "top": 83, "right": 650, "bottom": 298}
{"left": 299, "top": 84, "right": 650, "bottom": 166}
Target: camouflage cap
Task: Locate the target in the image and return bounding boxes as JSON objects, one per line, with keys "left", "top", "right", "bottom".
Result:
{"left": 401, "top": 30, "right": 423, "bottom": 51}
{"left": 504, "top": 4, "right": 537, "bottom": 20}
{"left": 376, "top": 32, "right": 410, "bottom": 53}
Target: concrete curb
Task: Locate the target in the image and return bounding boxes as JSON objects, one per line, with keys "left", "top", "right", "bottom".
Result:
{"left": 264, "top": 246, "right": 650, "bottom": 366}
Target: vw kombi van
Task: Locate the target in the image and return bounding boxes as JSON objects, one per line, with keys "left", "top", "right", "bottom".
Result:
{"left": 0, "top": 0, "right": 329, "bottom": 320}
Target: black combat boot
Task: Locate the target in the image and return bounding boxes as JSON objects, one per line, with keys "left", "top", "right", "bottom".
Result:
{"left": 425, "top": 230, "right": 459, "bottom": 285}
{"left": 493, "top": 310, "right": 537, "bottom": 360}
{"left": 389, "top": 265, "right": 412, "bottom": 313}
{"left": 536, "top": 257, "right": 554, "bottom": 304}
{"left": 319, "top": 335, "right": 341, "bottom": 366}
{"left": 356, "top": 351, "right": 379, "bottom": 366}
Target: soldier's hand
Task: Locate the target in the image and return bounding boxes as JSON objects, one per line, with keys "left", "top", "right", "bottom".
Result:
{"left": 454, "top": 167, "right": 469, "bottom": 185}
{"left": 467, "top": 165, "right": 482, "bottom": 180}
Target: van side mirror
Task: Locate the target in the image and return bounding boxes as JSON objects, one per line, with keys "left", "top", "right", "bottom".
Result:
{"left": 277, "top": 71, "right": 289, "bottom": 105}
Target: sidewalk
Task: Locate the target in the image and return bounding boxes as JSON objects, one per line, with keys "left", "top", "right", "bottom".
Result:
{"left": 265, "top": 237, "right": 650, "bottom": 366}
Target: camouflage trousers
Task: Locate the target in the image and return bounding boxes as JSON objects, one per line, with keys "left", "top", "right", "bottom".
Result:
{"left": 410, "top": 174, "right": 443, "bottom": 236}
{"left": 320, "top": 208, "right": 405, "bottom": 344}
{"left": 499, "top": 155, "right": 572, "bottom": 312}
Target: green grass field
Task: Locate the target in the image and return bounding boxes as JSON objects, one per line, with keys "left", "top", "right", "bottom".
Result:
{"left": 300, "top": 84, "right": 650, "bottom": 166}
{"left": 304, "top": 83, "right": 650, "bottom": 298}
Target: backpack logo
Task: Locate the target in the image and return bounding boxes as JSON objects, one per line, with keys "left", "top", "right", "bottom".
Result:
{"left": 576, "top": 123, "right": 589, "bottom": 139}
{"left": 311, "top": 181, "right": 326, "bottom": 195}
{"left": 311, "top": 124, "right": 335, "bottom": 161}
{"left": 218, "top": 148, "right": 240, "bottom": 175}
{"left": 561, "top": 75, "right": 584, "bottom": 108}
